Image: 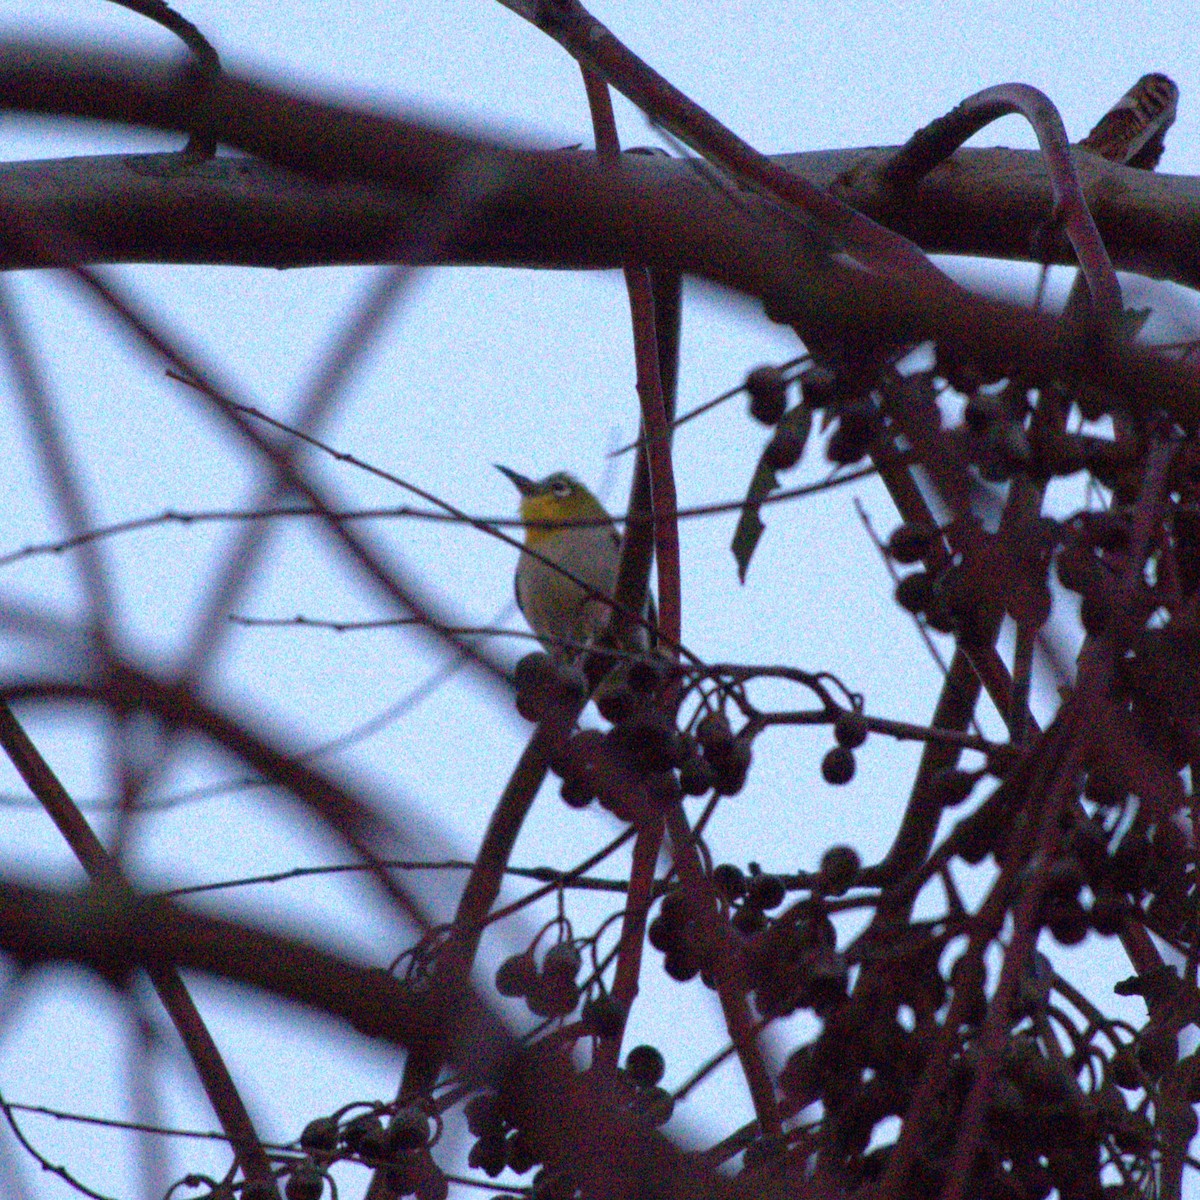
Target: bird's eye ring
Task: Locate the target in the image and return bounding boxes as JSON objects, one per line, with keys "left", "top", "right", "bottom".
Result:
{"left": 551, "top": 480, "right": 572, "bottom": 498}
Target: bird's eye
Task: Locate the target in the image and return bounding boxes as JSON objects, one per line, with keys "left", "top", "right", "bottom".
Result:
{"left": 551, "top": 480, "right": 572, "bottom": 498}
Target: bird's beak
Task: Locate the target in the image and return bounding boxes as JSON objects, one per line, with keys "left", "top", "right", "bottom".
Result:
{"left": 495, "top": 464, "right": 538, "bottom": 496}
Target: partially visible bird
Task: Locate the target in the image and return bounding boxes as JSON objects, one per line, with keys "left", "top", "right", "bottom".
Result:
{"left": 496, "top": 466, "right": 652, "bottom": 661}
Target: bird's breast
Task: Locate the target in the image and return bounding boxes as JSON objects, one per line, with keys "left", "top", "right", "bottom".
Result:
{"left": 516, "top": 527, "right": 620, "bottom": 649}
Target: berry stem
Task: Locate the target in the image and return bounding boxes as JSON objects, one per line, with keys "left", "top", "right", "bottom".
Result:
{"left": 592, "top": 818, "right": 665, "bottom": 1074}
{"left": 581, "top": 67, "right": 683, "bottom": 656}
{"left": 663, "top": 804, "right": 782, "bottom": 1138}
{"left": 880, "top": 83, "right": 1122, "bottom": 332}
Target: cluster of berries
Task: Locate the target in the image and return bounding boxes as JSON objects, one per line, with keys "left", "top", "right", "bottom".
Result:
{"left": 512, "top": 650, "right": 759, "bottom": 817}
{"left": 958, "top": 376, "right": 1036, "bottom": 485}
{"left": 290, "top": 1105, "right": 446, "bottom": 1200}
{"left": 745, "top": 361, "right": 883, "bottom": 472}
{"left": 464, "top": 1091, "right": 540, "bottom": 1179}
{"left": 495, "top": 934, "right": 628, "bottom": 1037}
{"left": 723, "top": 855, "right": 853, "bottom": 1020}
{"left": 496, "top": 939, "right": 584, "bottom": 1020}
{"left": 619, "top": 1043, "right": 674, "bottom": 1127}
{"left": 821, "top": 708, "right": 868, "bottom": 785}
{"left": 944, "top": 761, "right": 1187, "bottom": 949}
{"left": 748, "top": 361, "right": 886, "bottom": 467}
{"left": 461, "top": 1043, "right": 670, "bottom": 1192}
{"left": 647, "top": 864, "right": 785, "bottom": 986}
{"left": 647, "top": 884, "right": 714, "bottom": 985}
{"left": 512, "top": 651, "right": 588, "bottom": 724}
{"left": 743, "top": 363, "right": 807, "bottom": 471}
{"left": 890, "top": 523, "right": 991, "bottom": 642}
{"left": 711, "top": 862, "right": 786, "bottom": 936}
{"left": 744, "top": 896, "right": 847, "bottom": 1019}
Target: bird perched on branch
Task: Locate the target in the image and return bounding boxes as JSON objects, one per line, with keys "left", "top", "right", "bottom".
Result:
{"left": 496, "top": 465, "right": 654, "bottom": 663}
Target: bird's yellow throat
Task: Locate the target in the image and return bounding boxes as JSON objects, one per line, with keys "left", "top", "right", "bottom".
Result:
{"left": 519, "top": 493, "right": 564, "bottom": 548}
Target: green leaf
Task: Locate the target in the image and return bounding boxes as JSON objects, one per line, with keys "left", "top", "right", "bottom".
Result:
{"left": 731, "top": 404, "right": 811, "bottom": 583}
{"left": 731, "top": 461, "right": 772, "bottom": 583}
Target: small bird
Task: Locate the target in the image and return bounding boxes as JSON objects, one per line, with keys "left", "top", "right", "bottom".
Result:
{"left": 496, "top": 466, "right": 651, "bottom": 661}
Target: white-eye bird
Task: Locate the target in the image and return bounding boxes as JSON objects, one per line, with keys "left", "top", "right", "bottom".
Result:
{"left": 496, "top": 466, "right": 651, "bottom": 661}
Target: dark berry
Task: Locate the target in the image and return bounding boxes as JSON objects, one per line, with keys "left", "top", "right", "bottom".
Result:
{"left": 560, "top": 776, "right": 594, "bottom": 808}
{"left": 505, "top": 1130, "right": 538, "bottom": 1175}
{"left": 555, "top": 729, "right": 607, "bottom": 805}
{"left": 1077, "top": 510, "right": 1129, "bottom": 551}
{"left": 939, "top": 346, "right": 1003, "bottom": 395}
{"left": 821, "top": 745, "right": 856, "bottom": 785}
{"left": 746, "top": 872, "right": 785, "bottom": 911}
{"left": 1089, "top": 893, "right": 1127, "bottom": 936}
{"left": 833, "top": 711, "right": 868, "bottom": 749}
{"left": 543, "top": 941, "right": 581, "bottom": 983}
{"left": 386, "top": 1106, "right": 430, "bottom": 1153}
{"left": 526, "top": 973, "right": 580, "bottom": 1019}
{"left": 645, "top": 769, "right": 682, "bottom": 807}
{"left": 895, "top": 571, "right": 933, "bottom": 615}
{"left": 679, "top": 753, "right": 718, "bottom": 796}
{"left": 595, "top": 683, "right": 636, "bottom": 723}
{"left": 285, "top": 1161, "right": 325, "bottom": 1200}
{"left": 385, "top": 1150, "right": 423, "bottom": 1199}
{"left": 469, "top": 1134, "right": 507, "bottom": 1177}
{"left": 647, "top": 915, "right": 677, "bottom": 953}
{"left": 531, "top": 1169, "right": 576, "bottom": 1200}
{"left": 746, "top": 365, "right": 788, "bottom": 425}
{"left": 513, "top": 652, "right": 551, "bottom": 690}
{"left": 611, "top": 713, "right": 682, "bottom": 773}
{"left": 356, "top": 1118, "right": 389, "bottom": 1162}
{"left": 1044, "top": 855, "right": 1085, "bottom": 901}
{"left": 513, "top": 652, "right": 555, "bottom": 720}
{"left": 663, "top": 948, "right": 701, "bottom": 982}
{"left": 1044, "top": 897, "right": 1088, "bottom": 946}
{"left": 886, "top": 523, "right": 934, "bottom": 564}
{"left": 624, "top": 1044, "right": 666, "bottom": 1087}
{"left": 551, "top": 661, "right": 588, "bottom": 705}
{"left": 299, "top": 1117, "right": 339, "bottom": 1154}
{"left": 732, "top": 904, "right": 767, "bottom": 935}
{"left": 633, "top": 1085, "right": 674, "bottom": 1126}
{"left": 463, "top": 1094, "right": 500, "bottom": 1139}
{"left": 695, "top": 711, "right": 734, "bottom": 756}
{"left": 554, "top": 728, "right": 604, "bottom": 772}
{"left": 713, "top": 736, "right": 752, "bottom": 795}
{"left": 516, "top": 689, "right": 546, "bottom": 723}
{"left": 581, "top": 993, "right": 626, "bottom": 1038}
{"left": 952, "top": 805, "right": 1003, "bottom": 865}
{"left": 1137, "top": 1026, "right": 1177, "bottom": 1076}
{"left": 929, "top": 767, "right": 977, "bottom": 808}
{"left": 495, "top": 952, "right": 534, "bottom": 998}
{"left": 1109, "top": 1049, "right": 1140, "bottom": 1091}
{"left": 963, "top": 391, "right": 1003, "bottom": 430}
{"left": 819, "top": 845, "right": 861, "bottom": 895}
{"left": 711, "top": 863, "right": 747, "bottom": 901}
{"left": 414, "top": 1164, "right": 449, "bottom": 1200}
{"left": 658, "top": 887, "right": 689, "bottom": 926}
{"left": 797, "top": 365, "right": 837, "bottom": 409}
{"left": 826, "top": 402, "right": 875, "bottom": 464}
{"left": 1055, "top": 544, "right": 1094, "bottom": 593}
{"left": 341, "top": 1113, "right": 384, "bottom": 1155}
{"left": 627, "top": 657, "right": 666, "bottom": 693}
